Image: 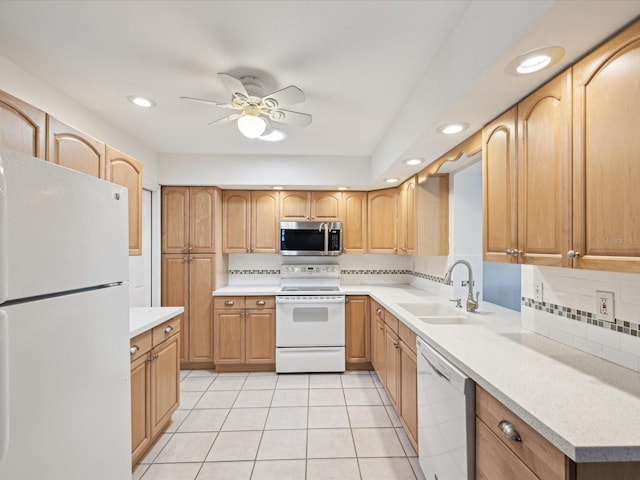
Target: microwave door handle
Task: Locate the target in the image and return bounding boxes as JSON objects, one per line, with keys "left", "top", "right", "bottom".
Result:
{"left": 323, "top": 223, "right": 329, "bottom": 255}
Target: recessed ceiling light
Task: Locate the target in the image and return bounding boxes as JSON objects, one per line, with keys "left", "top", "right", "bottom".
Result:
{"left": 127, "top": 95, "right": 156, "bottom": 108}
{"left": 505, "top": 46, "right": 564, "bottom": 76}
{"left": 272, "top": 186, "right": 284, "bottom": 190}
{"left": 259, "top": 129, "right": 287, "bottom": 142}
{"left": 404, "top": 158, "right": 423, "bottom": 166}
{"left": 385, "top": 178, "right": 399, "bottom": 183}
{"left": 337, "top": 186, "right": 349, "bottom": 191}
{"left": 437, "top": 123, "right": 469, "bottom": 135}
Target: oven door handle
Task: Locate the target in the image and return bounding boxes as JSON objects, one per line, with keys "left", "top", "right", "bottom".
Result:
{"left": 276, "top": 297, "right": 346, "bottom": 305}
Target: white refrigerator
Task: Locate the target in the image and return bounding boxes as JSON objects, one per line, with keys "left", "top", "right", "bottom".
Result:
{"left": 0, "top": 147, "right": 132, "bottom": 479}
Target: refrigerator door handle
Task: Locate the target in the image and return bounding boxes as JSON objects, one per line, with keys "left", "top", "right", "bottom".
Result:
{"left": 0, "top": 310, "right": 9, "bottom": 462}
{"left": 0, "top": 154, "right": 7, "bottom": 305}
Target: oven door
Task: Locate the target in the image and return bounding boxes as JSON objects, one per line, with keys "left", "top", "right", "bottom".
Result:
{"left": 276, "top": 295, "right": 345, "bottom": 347}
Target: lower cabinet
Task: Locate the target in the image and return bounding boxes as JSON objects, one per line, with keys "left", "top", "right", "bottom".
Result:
{"left": 345, "top": 295, "right": 370, "bottom": 367}
{"left": 130, "top": 317, "right": 181, "bottom": 465}
{"left": 370, "top": 300, "right": 418, "bottom": 452}
{"left": 213, "top": 296, "right": 275, "bottom": 368}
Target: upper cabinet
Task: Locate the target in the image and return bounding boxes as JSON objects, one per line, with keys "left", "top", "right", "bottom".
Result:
{"left": 572, "top": 21, "right": 640, "bottom": 273}
{"left": 397, "top": 177, "right": 416, "bottom": 255}
{"left": 106, "top": 146, "right": 143, "bottom": 255}
{"left": 368, "top": 188, "right": 397, "bottom": 253}
{"left": 311, "top": 191, "right": 342, "bottom": 220}
{"left": 222, "top": 190, "right": 279, "bottom": 254}
{"left": 280, "top": 191, "right": 311, "bottom": 221}
{"left": 162, "top": 186, "right": 219, "bottom": 254}
{"left": 342, "top": 191, "right": 368, "bottom": 253}
{"left": 416, "top": 175, "right": 449, "bottom": 256}
{"left": 0, "top": 89, "right": 46, "bottom": 159}
{"left": 47, "top": 116, "right": 105, "bottom": 178}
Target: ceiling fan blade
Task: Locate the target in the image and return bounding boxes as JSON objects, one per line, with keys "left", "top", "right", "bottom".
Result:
{"left": 208, "top": 112, "right": 243, "bottom": 126}
{"left": 180, "top": 96, "right": 237, "bottom": 109}
{"left": 262, "top": 85, "right": 305, "bottom": 108}
{"left": 269, "top": 109, "right": 312, "bottom": 127}
{"left": 218, "top": 73, "right": 250, "bottom": 102}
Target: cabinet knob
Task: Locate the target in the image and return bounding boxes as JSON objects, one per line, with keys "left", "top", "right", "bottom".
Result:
{"left": 182, "top": 256, "right": 189, "bottom": 262}
{"left": 511, "top": 249, "right": 521, "bottom": 257}
{"left": 224, "top": 300, "right": 234, "bottom": 306}
{"left": 164, "top": 325, "right": 173, "bottom": 334}
{"left": 498, "top": 420, "right": 522, "bottom": 442}
{"left": 188, "top": 246, "right": 193, "bottom": 251}
{"left": 256, "top": 300, "right": 266, "bottom": 306}
{"left": 130, "top": 345, "right": 139, "bottom": 355}
{"left": 376, "top": 308, "right": 382, "bottom": 315}
{"left": 568, "top": 250, "right": 580, "bottom": 258}
{"left": 506, "top": 249, "right": 513, "bottom": 255}
{"left": 393, "top": 342, "right": 399, "bottom": 349}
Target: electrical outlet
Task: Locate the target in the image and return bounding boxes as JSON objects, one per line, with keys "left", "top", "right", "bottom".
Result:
{"left": 596, "top": 290, "right": 615, "bottom": 323}
{"left": 534, "top": 281, "right": 544, "bottom": 302}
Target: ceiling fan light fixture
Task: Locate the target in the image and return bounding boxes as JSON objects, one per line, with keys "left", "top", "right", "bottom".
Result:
{"left": 237, "top": 114, "right": 267, "bottom": 138}
{"left": 258, "top": 129, "right": 287, "bottom": 142}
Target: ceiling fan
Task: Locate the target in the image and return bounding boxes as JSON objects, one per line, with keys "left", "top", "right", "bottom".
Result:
{"left": 181, "top": 73, "right": 312, "bottom": 139}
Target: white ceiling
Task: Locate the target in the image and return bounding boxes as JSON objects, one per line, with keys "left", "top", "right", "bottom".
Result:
{"left": 0, "top": 1, "right": 638, "bottom": 188}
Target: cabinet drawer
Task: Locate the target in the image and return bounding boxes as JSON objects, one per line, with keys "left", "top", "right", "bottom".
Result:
{"left": 384, "top": 311, "right": 399, "bottom": 334}
{"left": 371, "top": 300, "right": 385, "bottom": 321}
{"left": 476, "top": 418, "right": 538, "bottom": 480}
{"left": 398, "top": 322, "right": 416, "bottom": 354}
{"left": 214, "top": 296, "right": 246, "bottom": 310}
{"left": 476, "top": 386, "right": 566, "bottom": 480}
{"left": 245, "top": 296, "right": 275, "bottom": 309}
{"left": 130, "top": 330, "right": 152, "bottom": 361}
{"left": 152, "top": 317, "right": 181, "bottom": 347}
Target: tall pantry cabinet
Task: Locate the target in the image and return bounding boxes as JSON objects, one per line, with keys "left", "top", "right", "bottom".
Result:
{"left": 161, "top": 186, "right": 226, "bottom": 367}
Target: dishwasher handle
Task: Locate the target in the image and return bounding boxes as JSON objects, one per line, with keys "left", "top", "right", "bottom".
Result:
{"left": 421, "top": 351, "right": 451, "bottom": 383}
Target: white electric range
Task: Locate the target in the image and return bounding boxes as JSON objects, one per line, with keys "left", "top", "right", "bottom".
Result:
{"left": 275, "top": 264, "right": 345, "bottom": 373}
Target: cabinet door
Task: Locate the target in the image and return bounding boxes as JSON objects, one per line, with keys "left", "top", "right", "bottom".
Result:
{"left": 311, "top": 191, "right": 341, "bottom": 220}
{"left": 368, "top": 188, "right": 397, "bottom": 253}
{"left": 189, "top": 187, "right": 216, "bottom": 253}
{"left": 106, "top": 146, "right": 143, "bottom": 256}
{"left": 245, "top": 309, "right": 276, "bottom": 364}
{"left": 280, "top": 191, "right": 311, "bottom": 220}
{"left": 150, "top": 334, "right": 180, "bottom": 437}
{"left": 345, "top": 296, "right": 370, "bottom": 364}
{"left": 399, "top": 341, "right": 418, "bottom": 450}
{"left": 572, "top": 21, "right": 640, "bottom": 273}
{"left": 397, "top": 182, "right": 408, "bottom": 254}
{"left": 130, "top": 354, "right": 150, "bottom": 464}
{"left": 342, "top": 191, "right": 368, "bottom": 253}
{"left": 398, "top": 178, "right": 416, "bottom": 255}
{"left": 374, "top": 317, "right": 386, "bottom": 382}
{"left": 161, "top": 254, "right": 189, "bottom": 363}
{"left": 162, "top": 187, "right": 190, "bottom": 254}
{"left": 476, "top": 419, "right": 538, "bottom": 480}
{"left": 483, "top": 108, "right": 518, "bottom": 263}
{"left": 384, "top": 326, "right": 400, "bottom": 411}
{"left": 223, "top": 190, "right": 251, "bottom": 253}
{"left": 213, "top": 310, "right": 245, "bottom": 364}
{"left": 416, "top": 175, "right": 449, "bottom": 256}
{"left": 47, "top": 116, "right": 105, "bottom": 178}
{"left": 188, "top": 254, "right": 214, "bottom": 363}
{"left": 0, "top": 89, "right": 46, "bottom": 159}
{"left": 517, "top": 70, "right": 572, "bottom": 267}
{"left": 251, "top": 191, "right": 279, "bottom": 253}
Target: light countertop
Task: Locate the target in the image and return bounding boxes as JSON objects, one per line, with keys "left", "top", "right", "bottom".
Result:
{"left": 130, "top": 306, "right": 184, "bottom": 338}
{"left": 213, "top": 283, "right": 640, "bottom": 463}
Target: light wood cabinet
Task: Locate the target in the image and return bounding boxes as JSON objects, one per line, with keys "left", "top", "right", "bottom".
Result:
{"left": 342, "top": 191, "right": 368, "bottom": 253}
{"left": 416, "top": 175, "right": 449, "bottom": 256}
{"left": 374, "top": 317, "right": 386, "bottom": 383}
{"left": 384, "top": 324, "right": 401, "bottom": 411}
{"left": 311, "top": 191, "right": 342, "bottom": 220}
{"left": 0, "top": 89, "right": 46, "bottom": 159}
{"left": 161, "top": 253, "right": 214, "bottom": 365}
{"left": 46, "top": 116, "right": 105, "bottom": 178}
{"left": 222, "top": 190, "right": 279, "bottom": 253}
{"left": 368, "top": 188, "right": 397, "bottom": 253}
{"left": 345, "top": 295, "right": 370, "bottom": 367}
{"left": 484, "top": 73, "right": 572, "bottom": 266}
{"left": 106, "top": 146, "right": 143, "bottom": 255}
{"left": 130, "top": 319, "right": 180, "bottom": 465}
{"left": 483, "top": 107, "right": 518, "bottom": 263}
{"left": 370, "top": 299, "right": 384, "bottom": 372}
{"left": 571, "top": 20, "right": 640, "bottom": 273}
{"left": 213, "top": 296, "right": 275, "bottom": 367}
{"left": 280, "top": 191, "right": 311, "bottom": 220}
{"left": 398, "top": 323, "right": 418, "bottom": 450}
{"left": 397, "top": 177, "right": 416, "bottom": 255}
{"left": 162, "top": 186, "right": 218, "bottom": 254}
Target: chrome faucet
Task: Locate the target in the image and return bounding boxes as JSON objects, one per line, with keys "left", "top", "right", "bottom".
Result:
{"left": 444, "top": 260, "right": 480, "bottom": 312}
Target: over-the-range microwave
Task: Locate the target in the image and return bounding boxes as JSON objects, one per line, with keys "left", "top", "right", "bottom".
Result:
{"left": 279, "top": 221, "right": 342, "bottom": 256}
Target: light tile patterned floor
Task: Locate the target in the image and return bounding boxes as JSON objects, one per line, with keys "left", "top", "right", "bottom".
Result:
{"left": 133, "top": 370, "right": 426, "bottom": 480}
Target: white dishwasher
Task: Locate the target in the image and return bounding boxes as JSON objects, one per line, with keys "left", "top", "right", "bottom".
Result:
{"left": 417, "top": 337, "right": 475, "bottom": 480}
